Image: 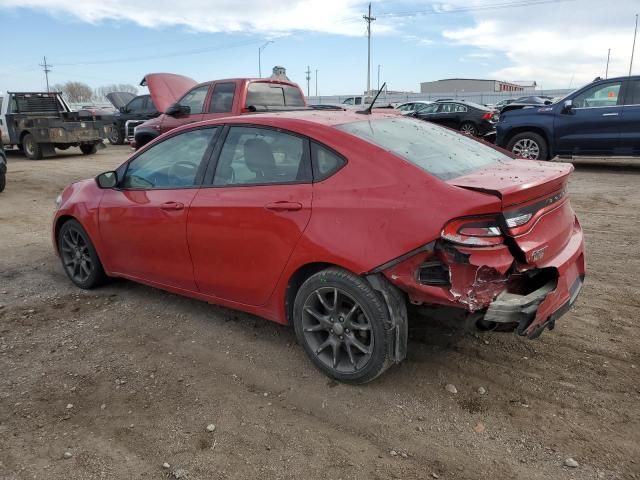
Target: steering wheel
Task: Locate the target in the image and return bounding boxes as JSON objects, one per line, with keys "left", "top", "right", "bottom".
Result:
{"left": 168, "top": 161, "right": 198, "bottom": 186}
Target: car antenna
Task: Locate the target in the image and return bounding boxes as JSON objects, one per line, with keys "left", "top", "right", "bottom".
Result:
{"left": 357, "top": 82, "right": 386, "bottom": 115}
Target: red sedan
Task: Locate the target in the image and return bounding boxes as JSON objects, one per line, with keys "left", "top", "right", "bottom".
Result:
{"left": 53, "top": 111, "right": 585, "bottom": 384}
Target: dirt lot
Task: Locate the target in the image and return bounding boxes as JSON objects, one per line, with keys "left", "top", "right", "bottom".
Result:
{"left": 0, "top": 145, "right": 638, "bottom": 480}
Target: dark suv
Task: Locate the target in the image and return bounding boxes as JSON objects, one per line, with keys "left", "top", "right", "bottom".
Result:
{"left": 106, "top": 92, "right": 159, "bottom": 145}
{"left": 497, "top": 76, "right": 640, "bottom": 159}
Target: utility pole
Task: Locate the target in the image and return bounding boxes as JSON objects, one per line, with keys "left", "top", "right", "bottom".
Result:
{"left": 605, "top": 48, "right": 611, "bottom": 78}
{"left": 39, "top": 56, "right": 52, "bottom": 92}
{"left": 305, "top": 66, "right": 311, "bottom": 97}
{"left": 630, "top": 14, "right": 638, "bottom": 76}
{"left": 258, "top": 41, "right": 273, "bottom": 78}
{"left": 363, "top": 3, "right": 376, "bottom": 94}
{"left": 377, "top": 64, "right": 381, "bottom": 91}
{"left": 315, "top": 69, "right": 318, "bottom": 97}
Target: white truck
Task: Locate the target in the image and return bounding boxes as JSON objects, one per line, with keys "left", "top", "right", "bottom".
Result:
{"left": 0, "top": 92, "right": 111, "bottom": 159}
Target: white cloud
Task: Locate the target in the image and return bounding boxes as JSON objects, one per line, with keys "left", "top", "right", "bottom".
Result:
{"left": 441, "top": 0, "right": 638, "bottom": 88}
{"left": 0, "top": 0, "right": 396, "bottom": 36}
{"left": 403, "top": 34, "right": 435, "bottom": 46}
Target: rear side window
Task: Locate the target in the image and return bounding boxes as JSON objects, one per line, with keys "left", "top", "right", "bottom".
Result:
{"left": 311, "top": 142, "right": 346, "bottom": 181}
{"left": 245, "top": 83, "right": 305, "bottom": 108}
{"left": 337, "top": 117, "right": 512, "bottom": 180}
{"left": 573, "top": 82, "right": 622, "bottom": 108}
{"left": 209, "top": 82, "right": 236, "bottom": 113}
{"left": 625, "top": 79, "right": 640, "bottom": 105}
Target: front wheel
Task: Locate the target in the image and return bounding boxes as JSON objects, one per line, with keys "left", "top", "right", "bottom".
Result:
{"left": 0, "top": 171, "right": 5, "bottom": 193}
{"left": 507, "top": 132, "right": 548, "bottom": 160}
{"left": 108, "top": 126, "right": 124, "bottom": 145}
{"left": 58, "top": 219, "right": 106, "bottom": 289}
{"left": 293, "top": 268, "right": 394, "bottom": 384}
{"left": 80, "top": 144, "right": 98, "bottom": 155}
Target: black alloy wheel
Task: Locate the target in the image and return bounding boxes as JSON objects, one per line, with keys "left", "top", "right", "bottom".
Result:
{"left": 58, "top": 220, "right": 106, "bottom": 289}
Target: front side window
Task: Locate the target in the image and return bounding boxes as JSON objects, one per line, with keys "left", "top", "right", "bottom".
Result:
{"left": 337, "top": 117, "right": 512, "bottom": 180}
{"left": 419, "top": 104, "right": 439, "bottom": 114}
{"left": 142, "top": 96, "right": 157, "bottom": 114}
{"left": 209, "top": 82, "right": 236, "bottom": 113}
{"left": 342, "top": 97, "right": 355, "bottom": 105}
{"left": 123, "top": 128, "right": 216, "bottom": 189}
{"left": 179, "top": 85, "right": 210, "bottom": 114}
{"left": 573, "top": 82, "right": 622, "bottom": 108}
{"left": 213, "top": 127, "right": 309, "bottom": 186}
{"left": 126, "top": 96, "right": 145, "bottom": 113}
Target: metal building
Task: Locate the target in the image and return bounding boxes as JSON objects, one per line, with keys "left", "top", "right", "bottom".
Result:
{"left": 420, "top": 78, "right": 529, "bottom": 94}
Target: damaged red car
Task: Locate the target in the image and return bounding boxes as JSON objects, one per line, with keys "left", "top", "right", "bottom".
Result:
{"left": 52, "top": 111, "right": 585, "bottom": 384}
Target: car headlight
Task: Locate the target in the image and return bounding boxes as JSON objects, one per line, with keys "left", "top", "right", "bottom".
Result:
{"left": 55, "top": 193, "right": 62, "bottom": 209}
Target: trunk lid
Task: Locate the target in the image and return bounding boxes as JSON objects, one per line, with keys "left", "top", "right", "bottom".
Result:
{"left": 449, "top": 160, "right": 576, "bottom": 265}
{"left": 140, "top": 73, "right": 198, "bottom": 113}
{"left": 106, "top": 92, "right": 136, "bottom": 110}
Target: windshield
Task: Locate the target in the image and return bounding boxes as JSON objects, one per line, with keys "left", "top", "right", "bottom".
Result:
{"left": 337, "top": 117, "right": 513, "bottom": 180}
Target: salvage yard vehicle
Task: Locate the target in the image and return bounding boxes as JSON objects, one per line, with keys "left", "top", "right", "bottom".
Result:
{"left": 53, "top": 110, "right": 585, "bottom": 384}
{"left": 0, "top": 136, "right": 6, "bottom": 192}
{"left": 0, "top": 92, "right": 110, "bottom": 159}
{"left": 497, "top": 75, "right": 640, "bottom": 159}
{"left": 106, "top": 92, "right": 159, "bottom": 145}
{"left": 132, "top": 73, "right": 306, "bottom": 149}
{"left": 412, "top": 100, "right": 498, "bottom": 137}
{"left": 396, "top": 101, "right": 433, "bottom": 115}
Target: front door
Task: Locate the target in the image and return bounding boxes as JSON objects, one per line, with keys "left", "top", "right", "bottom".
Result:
{"left": 188, "top": 125, "right": 313, "bottom": 306}
{"left": 554, "top": 80, "right": 623, "bottom": 155}
{"left": 99, "top": 127, "right": 219, "bottom": 290}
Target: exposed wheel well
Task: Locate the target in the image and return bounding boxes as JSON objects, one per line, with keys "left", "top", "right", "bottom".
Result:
{"left": 19, "top": 130, "right": 31, "bottom": 143}
{"left": 503, "top": 127, "right": 551, "bottom": 157}
{"left": 284, "top": 262, "right": 337, "bottom": 325}
{"left": 53, "top": 215, "right": 76, "bottom": 249}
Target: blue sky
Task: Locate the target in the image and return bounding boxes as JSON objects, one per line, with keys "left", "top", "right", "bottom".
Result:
{"left": 0, "top": 0, "right": 637, "bottom": 96}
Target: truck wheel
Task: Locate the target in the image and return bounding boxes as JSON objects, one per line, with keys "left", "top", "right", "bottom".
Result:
{"left": 80, "top": 144, "right": 97, "bottom": 155}
{"left": 507, "top": 132, "right": 548, "bottom": 160}
{"left": 0, "top": 171, "right": 5, "bottom": 193}
{"left": 22, "top": 134, "right": 43, "bottom": 160}
{"left": 108, "top": 126, "right": 124, "bottom": 145}
{"left": 293, "top": 267, "right": 394, "bottom": 384}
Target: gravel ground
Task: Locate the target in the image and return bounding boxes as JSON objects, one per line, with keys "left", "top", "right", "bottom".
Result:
{"left": 0, "top": 146, "right": 638, "bottom": 480}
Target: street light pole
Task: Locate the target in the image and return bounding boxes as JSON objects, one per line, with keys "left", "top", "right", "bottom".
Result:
{"left": 258, "top": 41, "right": 274, "bottom": 77}
{"left": 315, "top": 69, "right": 318, "bottom": 97}
{"left": 377, "top": 64, "right": 381, "bottom": 91}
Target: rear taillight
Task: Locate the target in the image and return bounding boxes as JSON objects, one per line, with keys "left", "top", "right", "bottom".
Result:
{"left": 482, "top": 112, "right": 494, "bottom": 121}
{"left": 441, "top": 215, "right": 503, "bottom": 246}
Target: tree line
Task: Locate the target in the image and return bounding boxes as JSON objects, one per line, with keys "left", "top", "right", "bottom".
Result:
{"left": 51, "top": 81, "right": 138, "bottom": 104}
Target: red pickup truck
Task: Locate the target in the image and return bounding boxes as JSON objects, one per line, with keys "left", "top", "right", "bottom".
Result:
{"left": 133, "top": 73, "right": 306, "bottom": 148}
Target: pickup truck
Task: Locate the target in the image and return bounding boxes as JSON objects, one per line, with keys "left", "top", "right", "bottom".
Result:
{"left": 133, "top": 73, "right": 306, "bottom": 149}
{"left": 0, "top": 91, "right": 111, "bottom": 159}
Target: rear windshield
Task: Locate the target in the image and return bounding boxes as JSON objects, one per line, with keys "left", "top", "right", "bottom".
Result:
{"left": 245, "top": 82, "right": 305, "bottom": 108}
{"left": 337, "top": 117, "right": 512, "bottom": 180}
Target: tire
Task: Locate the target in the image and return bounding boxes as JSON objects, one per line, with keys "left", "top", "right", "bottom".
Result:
{"left": 108, "top": 125, "right": 124, "bottom": 145}
{"left": 506, "top": 132, "right": 549, "bottom": 160}
{"left": 22, "top": 133, "right": 43, "bottom": 160}
{"left": 57, "top": 219, "right": 106, "bottom": 289}
{"left": 459, "top": 121, "right": 478, "bottom": 136}
{"left": 80, "top": 144, "right": 98, "bottom": 155}
{"left": 0, "top": 172, "right": 5, "bottom": 193}
{"left": 293, "top": 267, "right": 394, "bottom": 384}
{"left": 57, "top": 145, "right": 70, "bottom": 151}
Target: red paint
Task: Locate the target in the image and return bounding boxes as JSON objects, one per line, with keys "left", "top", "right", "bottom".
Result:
{"left": 53, "top": 110, "right": 585, "bottom": 334}
{"left": 141, "top": 73, "right": 198, "bottom": 113}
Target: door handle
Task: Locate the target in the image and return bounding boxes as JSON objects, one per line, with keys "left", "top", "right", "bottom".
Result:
{"left": 160, "top": 201, "right": 185, "bottom": 211}
{"left": 602, "top": 112, "right": 619, "bottom": 116}
{"left": 265, "top": 201, "right": 303, "bottom": 212}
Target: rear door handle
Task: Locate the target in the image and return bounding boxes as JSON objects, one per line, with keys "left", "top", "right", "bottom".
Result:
{"left": 160, "top": 201, "right": 184, "bottom": 211}
{"left": 265, "top": 201, "right": 303, "bottom": 212}
{"left": 602, "top": 112, "right": 619, "bottom": 116}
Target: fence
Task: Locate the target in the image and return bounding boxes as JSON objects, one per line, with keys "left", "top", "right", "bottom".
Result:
{"left": 306, "top": 89, "right": 574, "bottom": 107}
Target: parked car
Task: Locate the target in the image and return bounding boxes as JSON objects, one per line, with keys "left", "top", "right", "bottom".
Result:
{"left": 497, "top": 75, "right": 640, "bottom": 159}
{"left": 341, "top": 95, "right": 373, "bottom": 108}
{"left": 133, "top": 73, "right": 306, "bottom": 149}
{"left": 0, "top": 137, "right": 6, "bottom": 192}
{"left": 0, "top": 92, "right": 110, "bottom": 159}
{"left": 494, "top": 98, "right": 517, "bottom": 109}
{"left": 396, "top": 101, "right": 433, "bottom": 115}
{"left": 413, "top": 100, "right": 498, "bottom": 136}
{"left": 106, "top": 92, "right": 159, "bottom": 145}
{"left": 499, "top": 95, "right": 554, "bottom": 114}
{"left": 53, "top": 110, "right": 585, "bottom": 384}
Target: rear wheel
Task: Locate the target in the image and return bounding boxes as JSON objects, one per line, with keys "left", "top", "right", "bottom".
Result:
{"left": 507, "top": 132, "right": 548, "bottom": 160}
{"left": 459, "top": 121, "right": 478, "bottom": 136}
{"left": 293, "top": 268, "right": 393, "bottom": 384}
{"left": 22, "top": 134, "right": 43, "bottom": 160}
{"left": 58, "top": 219, "right": 106, "bottom": 289}
{"left": 80, "top": 144, "right": 97, "bottom": 155}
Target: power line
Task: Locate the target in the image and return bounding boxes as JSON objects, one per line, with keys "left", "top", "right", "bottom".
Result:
{"left": 363, "top": 2, "right": 376, "bottom": 94}
{"left": 38, "top": 56, "right": 52, "bottom": 92}
{"left": 376, "top": 0, "right": 574, "bottom": 18}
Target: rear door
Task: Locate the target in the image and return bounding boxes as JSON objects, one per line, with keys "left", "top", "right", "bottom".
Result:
{"left": 554, "top": 80, "right": 623, "bottom": 155}
{"left": 188, "top": 125, "right": 313, "bottom": 305}
{"left": 160, "top": 84, "right": 210, "bottom": 134}
{"left": 200, "top": 81, "right": 237, "bottom": 122}
{"left": 619, "top": 78, "right": 640, "bottom": 155}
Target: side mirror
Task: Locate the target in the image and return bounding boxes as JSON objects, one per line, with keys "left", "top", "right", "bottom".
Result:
{"left": 96, "top": 171, "right": 118, "bottom": 189}
{"left": 562, "top": 99, "right": 573, "bottom": 114}
{"left": 166, "top": 103, "right": 190, "bottom": 117}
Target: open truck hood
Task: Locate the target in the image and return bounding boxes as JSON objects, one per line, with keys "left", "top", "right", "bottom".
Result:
{"left": 106, "top": 92, "right": 136, "bottom": 110}
{"left": 140, "top": 73, "right": 198, "bottom": 113}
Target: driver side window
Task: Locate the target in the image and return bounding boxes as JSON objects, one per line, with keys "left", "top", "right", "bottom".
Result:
{"left": 123, "top": 128, "right": 217, "bottom": 189}
{"left": 179, "top": 85, "right": 210, "bottom": 114}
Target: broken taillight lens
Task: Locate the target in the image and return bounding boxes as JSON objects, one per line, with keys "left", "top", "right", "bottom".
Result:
{"left": 441, "top": 215, "right": 503, "bottom": 246}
